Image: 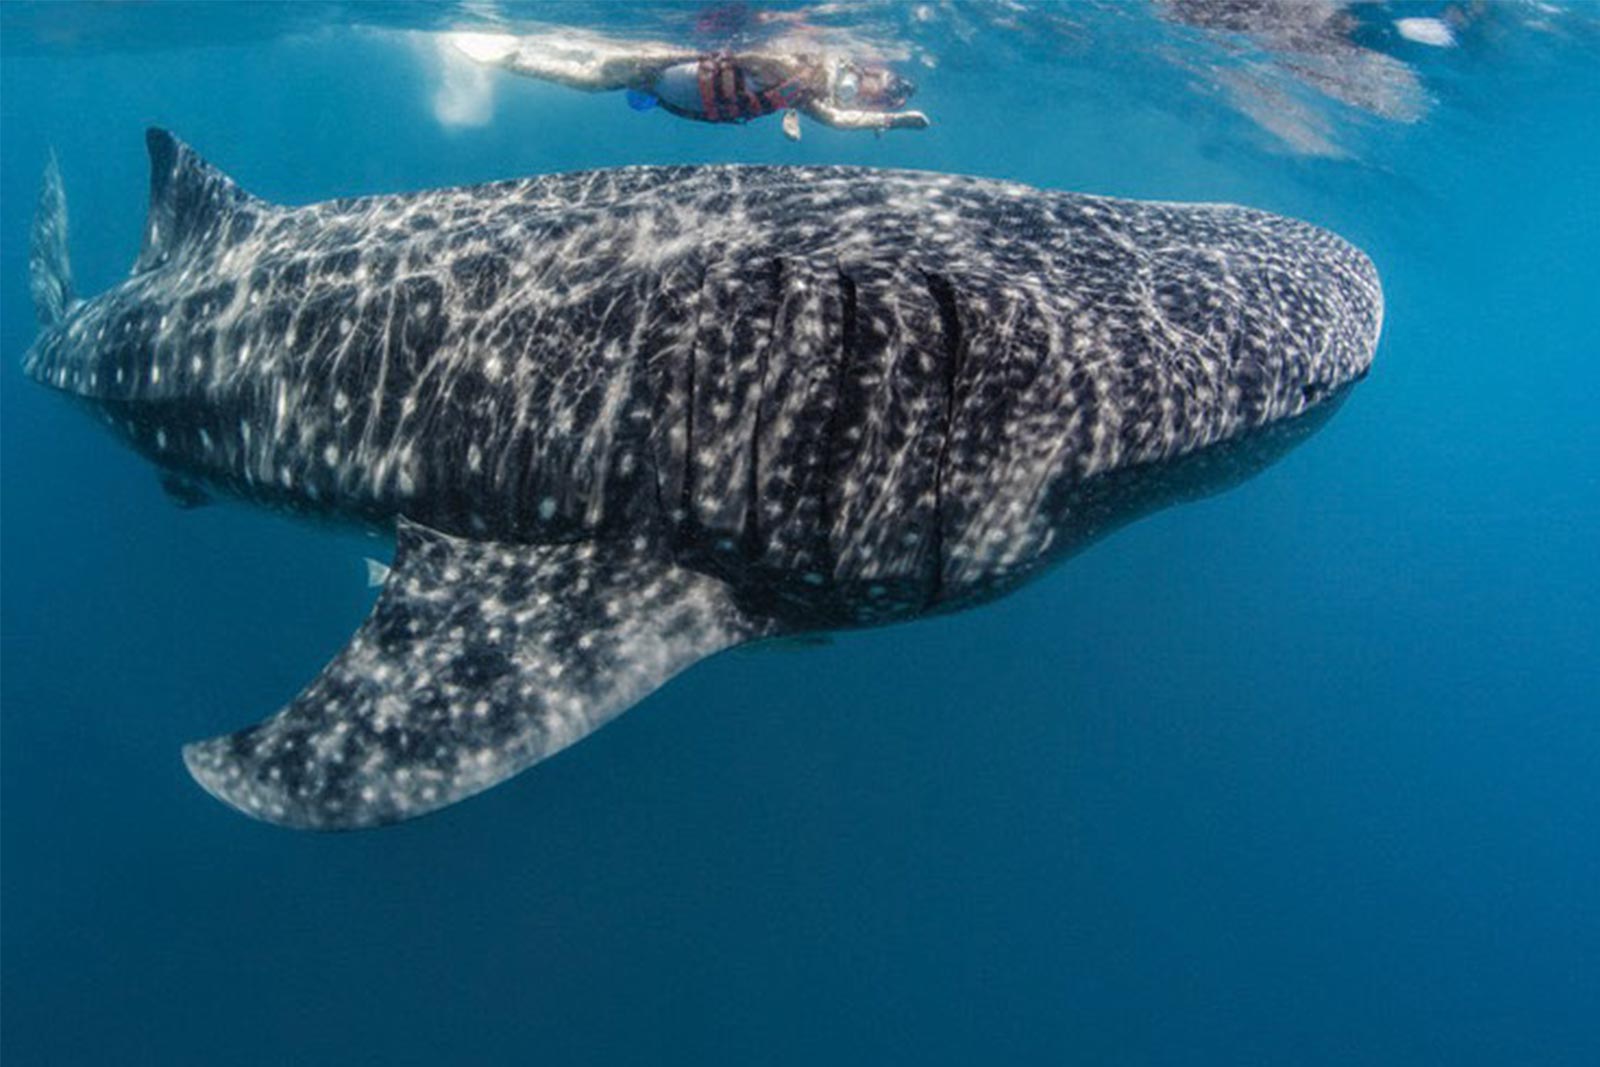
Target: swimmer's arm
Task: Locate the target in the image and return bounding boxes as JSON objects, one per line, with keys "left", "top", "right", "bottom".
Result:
{"left": 801, "top": 101, "right": 931, "bottom": 131}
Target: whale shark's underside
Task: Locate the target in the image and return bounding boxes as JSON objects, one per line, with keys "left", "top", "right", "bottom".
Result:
{"left": 24, "top": 130, "right": 1382, "bottom": 829}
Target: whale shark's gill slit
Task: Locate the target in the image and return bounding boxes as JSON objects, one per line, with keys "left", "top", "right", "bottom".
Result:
{"left": 822, "top": 268, "right": 861, "bottom": 584}
{"left": 645, "top": 272, "right": 681, "bottom": 529}
{"left": 742, "top": 257, "right": 784, "bottom": 557}
{"left": 679, "top": 264, "right": 706, "bottom": 534}
{"left": 648, "top": 357, "right": 666, "bottom": 526}
{"left": 922, "top": 270, "right": 964, "bottom": 608}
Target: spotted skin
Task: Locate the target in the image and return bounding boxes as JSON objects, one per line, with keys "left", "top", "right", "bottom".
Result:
{"left": 28, "top": 150, "right": 74, "bottom": 327}
{"left": 24, "top": 129, "right": 1382, "bottom": 828}
{"left": 183, "top": 520, "right": 761, "bottom": 829}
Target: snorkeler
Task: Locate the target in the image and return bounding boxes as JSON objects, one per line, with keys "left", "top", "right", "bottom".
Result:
{"left": 449, "top": 32, "right": 929, "bottom": 140}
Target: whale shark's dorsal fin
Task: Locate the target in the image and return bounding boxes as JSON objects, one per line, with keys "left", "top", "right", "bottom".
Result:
{"left": 136, "top": 128, "right": 265, "bottom": 274}
{"left": 183, "top": 520, "right": 771, "bottom": 829}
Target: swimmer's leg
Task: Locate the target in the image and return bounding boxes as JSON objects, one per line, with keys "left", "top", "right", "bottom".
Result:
{"left": 451, "top": 34, "right": 696, "bottom": 92}
{"left": 586, "top": 46, "right": 701, "bottom": 89}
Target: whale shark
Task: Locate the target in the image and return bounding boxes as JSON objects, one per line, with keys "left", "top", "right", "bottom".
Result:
{"left": 24, "top": 129, "right": 1382, "bottom": 829}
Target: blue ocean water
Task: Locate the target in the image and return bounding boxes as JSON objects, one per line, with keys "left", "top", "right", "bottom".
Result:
{"left": 2, "top": 2, "right": 1596, "bottom": 1063}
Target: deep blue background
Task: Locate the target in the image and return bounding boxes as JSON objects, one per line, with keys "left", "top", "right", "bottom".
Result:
{"left": 3, "top": 6, "right": 1597, "bottom": 1064}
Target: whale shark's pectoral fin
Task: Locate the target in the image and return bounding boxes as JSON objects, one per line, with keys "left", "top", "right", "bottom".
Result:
{"left": 183, "top": 518, "right": 765, "bottom": 830}
{"left": 159, "top": 472, "right": 212, "bottom": 509}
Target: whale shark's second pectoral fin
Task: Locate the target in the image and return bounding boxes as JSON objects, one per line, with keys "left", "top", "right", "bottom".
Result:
{"left": 183, "top": 518, "right": 765, "bottom": 830}
{"left": 159, "top": 472, "right": 212, "bottom": 509}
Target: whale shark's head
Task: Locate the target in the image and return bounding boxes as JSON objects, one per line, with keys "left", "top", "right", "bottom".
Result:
{"left": 1237, "top": 209, "right": 1383, "bottom": 413}
{"left": 1037, "top": 204, "right": 1385, "bottom": 561}
{"left": 931, "top": 190, "right": 1384, "bottom": 608}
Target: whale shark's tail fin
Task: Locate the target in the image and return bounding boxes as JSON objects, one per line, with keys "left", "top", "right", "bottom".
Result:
{"left": 29, "top": 150, "right": 75, "bottom": 328}
{"left": 135, "top": 127, "right": 266, "bottom": 274}
{"left": 183, "top": 520, "right": 772, "bottom": 830}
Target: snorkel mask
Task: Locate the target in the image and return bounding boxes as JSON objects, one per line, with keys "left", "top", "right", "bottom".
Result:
{"left": 837, "top": 63, "right": 916, "bottom": 110}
